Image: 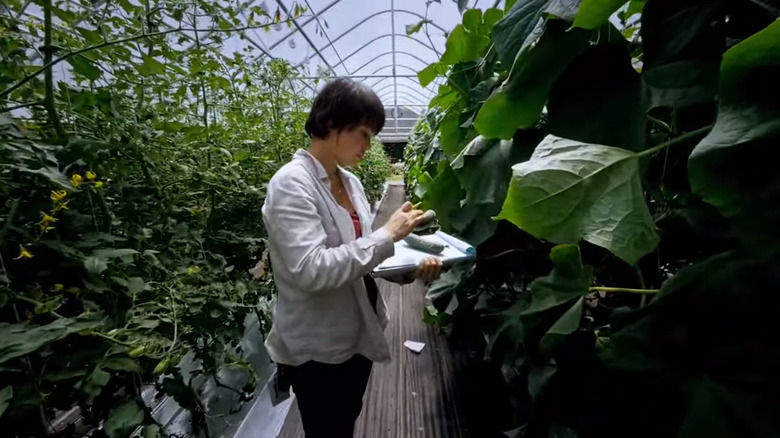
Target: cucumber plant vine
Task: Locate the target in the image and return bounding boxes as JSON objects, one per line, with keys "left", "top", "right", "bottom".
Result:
{"left": 406, "top": 0, "right": 780, "bottom": 436}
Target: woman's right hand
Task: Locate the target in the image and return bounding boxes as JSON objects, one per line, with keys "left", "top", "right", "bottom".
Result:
{"left": 383, "top": 201, "right": 426, "bottom": 242}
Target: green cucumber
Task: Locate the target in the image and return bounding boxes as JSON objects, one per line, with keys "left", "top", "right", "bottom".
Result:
{"left": 418, "top": 210, "right": 436, "bottom": 225}
{"left": 404, "top": 233, "right": 445, "bottom": 254}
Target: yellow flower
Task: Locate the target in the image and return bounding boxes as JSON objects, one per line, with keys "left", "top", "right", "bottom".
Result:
{"left": 70, "top": 174, "right": 83, "bottom": 187}
{"left": 51, "top": 190, "right": 67, "bottom": 201}
{"left": 40, "top": 213, "right": 57, "bottom": 225}
{"left": 86, "top": 171, "right": 97, "bottom": 180}
{"left": 54, "top": 284, "right": 64, "bottom": 291}
{"left": 94, "top": 181, "right": 103, "bottom": 188}
{"left": 15, "top": 248, "right": 33, "bottom": 259}
{"left": 38, "top": 213, "right": 57, "bottom": 234}
{"left": 186, "top": 266, "right": 201, "bottom": 275}
{"left": 53, "top": 200, "right": 69, "bottom": 212}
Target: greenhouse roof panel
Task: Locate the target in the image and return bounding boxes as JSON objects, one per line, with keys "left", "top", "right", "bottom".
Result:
{"left": 251, "top": 0, "right": 497, "bottom": 141}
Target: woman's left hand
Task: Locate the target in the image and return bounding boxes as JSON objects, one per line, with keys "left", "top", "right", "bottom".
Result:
{"left": 414, "top": 257, "right": 442, "bottom": 282}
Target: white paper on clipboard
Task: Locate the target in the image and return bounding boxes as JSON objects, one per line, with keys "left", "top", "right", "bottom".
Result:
{"left": 372, "top": 231, "right": 476, "bottom": 279}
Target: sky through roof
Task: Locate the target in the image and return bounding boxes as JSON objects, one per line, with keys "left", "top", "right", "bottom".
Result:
{"left": 245, "top": 0, "right": 502, "bottom": 141}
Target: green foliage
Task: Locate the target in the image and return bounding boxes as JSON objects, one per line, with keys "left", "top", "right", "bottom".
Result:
{"left": 0, "top": 0, "right": 334, "bottom": 436}
{"left": 688, "top": 19, "right": 780, "bottom": 251}
{"left": 352, "top": 139, "right": 393, "bottom": 205}
{"left": 406, "top": 0, "right": 780, "bottom": 436}
{"left": 497, "top": 135, "right": 660, "bottom": 265}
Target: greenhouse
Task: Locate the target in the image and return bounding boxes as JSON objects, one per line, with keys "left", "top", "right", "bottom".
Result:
{"left": 2, "top": 0, "right": 780, "bottom": 437}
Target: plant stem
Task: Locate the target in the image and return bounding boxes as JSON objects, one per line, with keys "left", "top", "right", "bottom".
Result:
{"left": 42, "top": 0, "right": 67, "bottom": 141}
{"left": 1, "top": 101, "right": 45, "bottom": 112}
{"left": 91, "top": 331, "right": 134, "bottom": 347}
{"left": 14, "top": 296, "right": 66, "bottom": 318}
{"left": 638, "top": 125, "right": 713, "bottom": 158}
{"left": 636, "top": 266, "right": 649, "bottom": 307}
{"left": 0, "top": 199, "right": 20, "bottom": 246}
{"left": 590, "top": 286, "right": 659, "bottom": 294}
{"left": 167, "top": 288, "right": 178, "bottom": 355}
{"left": 647, "top": 116, "right": 674, "bottom": 135}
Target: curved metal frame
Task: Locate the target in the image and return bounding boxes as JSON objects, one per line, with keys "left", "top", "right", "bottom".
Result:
{"left": 374, "top": 83, "right": 430, "bottom": 101}
{"left": 350, "top": 50, "right": 431, "bottom": 75}
{"left": 268, "top": 0, "right": 344, "bottom": 50}
{"left": 372, "top": 79, "right": 430, "bottom": 98}
{"left": 301, "top": 0, "right": 349, "bottom": 74}
{"left": 298, "top": 33, "right": 437, "bottom": 69}
{"left": 366, "top": 74, "right": 435, "bottom": 98}
{"left": 296, "top": 9, "right": 446, "bottom": 64}
{"left": 370, "top": 64, "right": 420, "bottom": 76}
{"left": 264, "top": 5, "right": 448, "bottom": 136}
{"left": 378, "top": 91, "right": 425, "bottom": 102}
{"left": 378, "top": 94, "right": 428, "bottom": 107}
{"left": 275, "top": 0, "right": 336, "bottom": 75}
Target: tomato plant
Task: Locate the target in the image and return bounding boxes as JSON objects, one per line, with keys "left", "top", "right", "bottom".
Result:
{"left": 407, "top": 1, "right": 780, "bottom": 436}
{"left": 0, "top": 0, "right": 391, "bottom": 437}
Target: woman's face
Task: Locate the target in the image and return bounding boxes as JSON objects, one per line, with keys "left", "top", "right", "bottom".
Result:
{"left": 333, "top": 125, "right": 373, "bottom": 167}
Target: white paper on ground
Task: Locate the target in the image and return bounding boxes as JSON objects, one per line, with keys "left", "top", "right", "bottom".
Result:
{"left": 403, "top": 340, "right": 426, "bottom": 353}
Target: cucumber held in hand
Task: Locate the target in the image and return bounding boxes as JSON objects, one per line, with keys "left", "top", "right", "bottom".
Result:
{"left": 418, "top": 209, "right": 436, "bottom": 225}
{"left": 404, "top": 233, "right": 445, "bottom": 254}
{"left": 413, "top": 209, "right": 438, "bottom": 234}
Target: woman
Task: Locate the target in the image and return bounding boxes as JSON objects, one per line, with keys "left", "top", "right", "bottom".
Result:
{"left": 261, "top": 78, "right": 442, "bottom": 437}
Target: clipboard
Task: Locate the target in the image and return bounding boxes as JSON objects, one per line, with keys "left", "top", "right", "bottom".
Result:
{"left": 372, "top": 231, "right": 476, "bottom": 279}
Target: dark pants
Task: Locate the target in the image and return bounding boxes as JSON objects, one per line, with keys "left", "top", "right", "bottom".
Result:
{"left": 279, "top": 355, "right": 373, "bottom": 437}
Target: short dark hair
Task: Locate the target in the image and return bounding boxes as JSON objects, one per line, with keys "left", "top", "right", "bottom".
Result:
{"left": 305, "top": 78, "right": 385, "bottom": 139}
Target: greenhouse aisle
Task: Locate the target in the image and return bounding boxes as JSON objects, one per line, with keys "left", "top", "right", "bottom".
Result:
{"left": 277, "top": 182, "right": 465, "bottom": 438}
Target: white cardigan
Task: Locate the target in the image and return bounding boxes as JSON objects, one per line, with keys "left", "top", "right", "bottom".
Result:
{"left": 261, "top": 149, "right": 398, "bottom": 366}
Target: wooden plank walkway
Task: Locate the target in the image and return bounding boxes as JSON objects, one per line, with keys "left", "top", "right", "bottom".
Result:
{"left": 278, "top": 182, "right": 465, "bottom": 438}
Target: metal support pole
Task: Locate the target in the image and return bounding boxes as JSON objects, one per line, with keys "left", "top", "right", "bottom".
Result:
{"left": 303, "top": 0, "right": 349, "bottom": 74}
{"left": 275, "top": 0, "right": 336, "bottom": 76}
{"left": 298, "top": 74, "right": 418, "bottom": 79}
{"left": 391, "top": 0, "right": 398, "bottom": 137}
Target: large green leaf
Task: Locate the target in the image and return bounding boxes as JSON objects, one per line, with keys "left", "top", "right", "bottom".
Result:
{"left": 475, "top": 20, "right": 591, "bottom": 139}
{"left": 422, "top": 162, "right": 465, "bottom": 232}
{"left": 539, "top": 297, "right": 584, "bottom": 352}
{"left": 603, "top": 251, "right": 780, "bottom": 434}
{"left": 67, "top": 55, "right": 102, "bottom": 81}
{"left": 440, "top": 23, "right": 491, "bottom": 68}
{"left": 447, "top": 133, "right": 539, "bottom": 244}
{"left": 679, "top": 378, "right": 780, "bottom": 438}
{"left": 451, "top": 135, "right": 533, "bottom": 206}
{"left": 418, "top": 62, "right": 444, "bottom": 88}
{"left": 135, "top": 55, "right": 166, "bottom": 76}
{"left": 0, "top": 318, "right": 103, "bottom": 365}
{"left": 104, "top": 400, "right": 145, "bottom": 438}
{"left": 522, "top": 245, "right": 592, "bottom": 316}
{"left": 640, "top": 0, "right": 725, "bottom": 108}
{"left": 689, "top": 19, "right": 780, "bottom": 251}
{"left": 482, "top": 299, "right": 527, "bottom": 361}
{"left": 426, "top": 263, "right": 475, "bottom": 315}
{"left": 496, "top": 135, "right": 660, "bottom": 265}
{"left": 439, "top": 110, "right": 469, "bottom": 157}
{"left": 483, "top": 245, "right": 591, "bottom": 361}
{"left": 82, "top": 368, "right": 111, "bottom": 402}
{"left": 547, "top": 43, "right": 646, "bottom": 150}
{"left": 0, "top": 386, "right": 11, "bottom": 417}
{"left": 491, "top": 0, "right": 582, "bottom": 69}
{"left": 573, "top": 0, "right": 628, "bottom": 29}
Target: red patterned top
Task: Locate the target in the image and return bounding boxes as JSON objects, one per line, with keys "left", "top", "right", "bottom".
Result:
{"left": 350, "top": 211, "right": 362, "bottom": 238}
